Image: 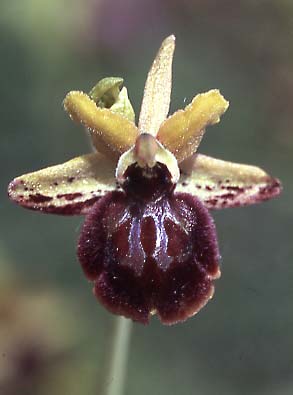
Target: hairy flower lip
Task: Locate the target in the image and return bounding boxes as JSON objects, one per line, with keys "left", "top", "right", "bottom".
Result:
{"left": 78, "top": 190, "right": 220, "bottom": 325}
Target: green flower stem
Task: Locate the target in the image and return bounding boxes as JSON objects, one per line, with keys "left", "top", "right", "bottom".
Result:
{"left": 102, "top": 317, "right": 133, "bottom": 395}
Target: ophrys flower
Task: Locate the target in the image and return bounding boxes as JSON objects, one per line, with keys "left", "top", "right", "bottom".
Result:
{"left": 8, "top": 36, "right": 281, "bottom": 324}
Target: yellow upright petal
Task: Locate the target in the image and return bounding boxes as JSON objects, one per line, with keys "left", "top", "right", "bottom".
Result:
{"left": 138, "top": 35, "right": 175, "bottom": 136}
{"left": 157, "top": 90, "right": 229, "bottom": 162}
{"left": 64, "top": 91, "right": 139, "bottom": 159}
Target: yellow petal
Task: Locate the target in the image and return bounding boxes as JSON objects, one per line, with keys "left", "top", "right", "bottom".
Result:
{"left": 64, "top": 91, "right": 139, "bottom": 159}
{"left": 157, "top": 90, "right": 229, "bottom": 162}
{"left": 177, "top": 154, "right": 281, "bottom": 209}
{"left": 8, "top": 153, "right": 118, "bottom": 215}
{"left": 138, "top": 35, "right": 175, "bottom": 136}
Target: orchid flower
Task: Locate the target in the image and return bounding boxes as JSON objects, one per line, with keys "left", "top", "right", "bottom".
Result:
{"left": 8, "top": 36, "right": 281, "bottom": 325}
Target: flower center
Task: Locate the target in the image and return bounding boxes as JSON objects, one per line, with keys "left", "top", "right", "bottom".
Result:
{"left": 122, "top": 162, "right": 175, "bottom": 201}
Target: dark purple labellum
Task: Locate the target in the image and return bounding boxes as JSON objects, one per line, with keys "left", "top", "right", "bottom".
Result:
{"left": 78, "top": 164, "right": 220, "bottom": 325}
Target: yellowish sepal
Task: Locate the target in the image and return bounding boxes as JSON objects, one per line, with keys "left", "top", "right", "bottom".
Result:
{"left": 177, "top": 153, "right": 281, "bottom": 209}
{"left": 8, "top": 153, "right": 117, "bottom": 215}
{"left": 138, "top": 35, "right": 175, "bottom": 136}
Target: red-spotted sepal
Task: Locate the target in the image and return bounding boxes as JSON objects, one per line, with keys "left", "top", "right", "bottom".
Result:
{"left": 8, "top": 153, "right": 118, "bottom": 215}
{"left": 177, "top": 154, "right": 281, "bottom": 209}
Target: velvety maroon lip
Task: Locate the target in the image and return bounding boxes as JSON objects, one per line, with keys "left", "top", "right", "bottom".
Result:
{"left": 78, "top": 163, "right": 220, "bottom": 325}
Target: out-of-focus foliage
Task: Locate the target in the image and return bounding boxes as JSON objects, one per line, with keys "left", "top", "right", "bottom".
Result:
{"left": 1, "top": 1, "right": 292, "bottom": 394}
{"left": 0, "top": 249, "right": 83, "bottom": 395}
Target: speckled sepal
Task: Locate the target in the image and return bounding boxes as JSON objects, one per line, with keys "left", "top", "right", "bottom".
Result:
{"left": 177, "top": 154, "right": 281, "bottom": 209}
{"left": 8, "top": 153, "right": 119, "bottom": 215}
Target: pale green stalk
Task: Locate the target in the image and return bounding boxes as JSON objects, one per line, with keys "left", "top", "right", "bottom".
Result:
{"left": 102, "top": 317, "right": 133, "bottom": 395}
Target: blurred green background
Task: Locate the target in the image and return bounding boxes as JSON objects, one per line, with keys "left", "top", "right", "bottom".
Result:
{"left": 1, "top": 1, "right": 292, "bottom": 394}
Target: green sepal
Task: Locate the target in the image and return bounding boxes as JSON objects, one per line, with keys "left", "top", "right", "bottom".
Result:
{"left": 89, "top": 77, "right": 123, "bottom": 107}
{"left": 89, "top": 77, "right": 135, "bottom": 122}
{"left": 110, "top": 87, "right": 135, "bottom": 123}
